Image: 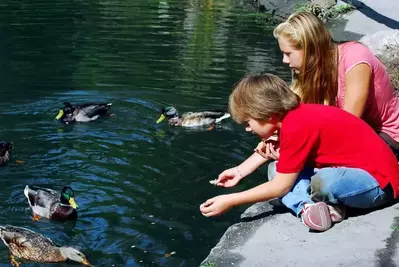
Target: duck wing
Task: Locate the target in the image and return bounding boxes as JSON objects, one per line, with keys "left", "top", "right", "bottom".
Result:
{"left": 77, "top": 103, "right": 112, "bottom": 118}
{"left": 0, "top": 225, "right": 57, "bottom": 261}
{"left": 197, "top": 110, "right": 230, "bottom": 120}
{"left": 181, "top": 111, "right": 230, "bottom": 127}
{"left": 0, "top": 225, "right": 54, "bottom": 248}
{"left": 24, "top": 186, "right": 60, "bottom": 217}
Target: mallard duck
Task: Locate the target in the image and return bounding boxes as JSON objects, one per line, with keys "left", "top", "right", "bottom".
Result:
{"left": 156, "top": 106, "right": 230, "bottom": 127}
{"left": 24, "top": 185, "right": 78, "bottom": 221}
{"left": 0, "top": 141, "right": 13, "bottom": 166}
{"left": 0, "top": 225, "right": 92, "bottom": 267}
{"left": 55, "top": 102, "right": 112, "bottom": 124}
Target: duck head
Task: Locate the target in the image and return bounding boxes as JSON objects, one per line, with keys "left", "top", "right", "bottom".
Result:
{"left": 61, "top": 186, "right": 79, "bottom": 209}
{"left": 60, "top": 247, "right": 92, "bottom": 266}
{"left": 156, "top": 106, "right": 179, "bottom": 123}
{"left": 56, "top": 102, "right": 76, "bottom": 124}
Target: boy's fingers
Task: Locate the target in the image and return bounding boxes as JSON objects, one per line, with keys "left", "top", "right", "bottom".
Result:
{"left": 203, "top": 198, "right": 215, "bottom": 207}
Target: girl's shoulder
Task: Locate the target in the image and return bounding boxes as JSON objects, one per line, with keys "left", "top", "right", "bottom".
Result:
{"left": 338, "top": 41, "right": 373, "bottom": 56}
{"left": 338, "top": 41, "right": 376, "bottom": 69}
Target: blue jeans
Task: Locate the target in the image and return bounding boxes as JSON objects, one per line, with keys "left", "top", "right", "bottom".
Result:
{"left": 267, "top": 161, "right": 394, "bottom": 216}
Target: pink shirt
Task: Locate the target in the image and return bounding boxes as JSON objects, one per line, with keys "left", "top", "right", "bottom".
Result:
{"left": 337, "top": 42, "right": 399, "bottom": 141}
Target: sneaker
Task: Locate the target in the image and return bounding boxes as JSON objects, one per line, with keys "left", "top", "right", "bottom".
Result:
{"left": 328, "top": 204, "right": 346, "bottom": 223}
{"left": 301, "top": 202, "right": 332, "bottom": 232}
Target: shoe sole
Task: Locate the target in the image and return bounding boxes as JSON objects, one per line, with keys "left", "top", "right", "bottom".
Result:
{"left": 302, "top": 202, "right": 332, "bottom": 232}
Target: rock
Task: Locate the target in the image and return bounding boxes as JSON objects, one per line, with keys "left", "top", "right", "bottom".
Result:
{"left": 311, "top": 0, "right": 336, "bottom": 8}
{"left": 257, "top": 0, "right": 308, "bottom": 21}
{"left": 360, "top": 29, "right": 399, "bottom": 59}
{"left": 360, "top": 30, "right": 399, "bottom": 89}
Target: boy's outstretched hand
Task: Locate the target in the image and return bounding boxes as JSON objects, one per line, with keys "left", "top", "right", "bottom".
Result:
{"left": 215, "top": 167, "right": 244, "bottom": 187}
{"left": 200, "top": 194, "right": 234, "bottom": 217}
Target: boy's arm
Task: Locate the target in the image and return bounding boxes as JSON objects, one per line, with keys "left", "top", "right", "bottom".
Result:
{"left": 237, "top": 151, "right": 270, "bottom": 177}
{"left": 200, "top": 172, "right": 298, "bottom": 217}
{"left": 231, "top": 172, "right": 298, "bottom": 205}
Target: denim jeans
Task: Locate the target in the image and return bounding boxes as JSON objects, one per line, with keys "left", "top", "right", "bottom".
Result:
{"left": 267, "top": 161, "right": 394, "bottom": 216}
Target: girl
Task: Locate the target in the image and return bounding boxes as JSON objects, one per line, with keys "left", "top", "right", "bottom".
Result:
{"left": 272, "top": 11, "right": 399, "bottom": 158}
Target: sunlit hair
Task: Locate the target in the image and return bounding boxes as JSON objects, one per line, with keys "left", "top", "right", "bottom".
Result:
{"left": 273, "top": 11, "right": 338, "bottom": 105}
{"left": 229, "top": 73, "right": 300, "bottom": 123}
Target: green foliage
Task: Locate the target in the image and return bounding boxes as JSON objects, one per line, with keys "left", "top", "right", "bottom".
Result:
{"left": 294, "top": 2, "right": 356, "bottom": 22}
{"left": 200, "top": 262, "right": 216, "bottom": 267}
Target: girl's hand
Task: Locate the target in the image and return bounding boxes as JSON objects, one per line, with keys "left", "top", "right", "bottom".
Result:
{"left": 255, "top": 139, "right": 280, "bottom": 160}
{"left": 265, "top": 141, "right": 280, "bottom": 160}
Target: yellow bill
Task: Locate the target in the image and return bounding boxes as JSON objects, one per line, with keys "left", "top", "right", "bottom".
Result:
{"left": 56, "top": 110, "right": 64, "bottom": 120}
{"left": 156, "top": 114, "right": 166, "bottom": 124}
{"left": 68, "top": 197, "right": 79, "bottom": 209}
{"left": 82, "top": 258, "right": 93, "bottom": 266}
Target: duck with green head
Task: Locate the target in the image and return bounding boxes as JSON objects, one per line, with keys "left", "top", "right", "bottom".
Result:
{"left": 24, "top": 185, "right": 79, "bottom": 221}
{"left": 156, "top": 106, "right": 230, "bottom": 127}
{"left": 0, "top": 225, "right": 92, "bottom": 267}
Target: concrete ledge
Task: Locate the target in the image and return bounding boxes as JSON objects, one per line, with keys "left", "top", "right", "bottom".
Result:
{"left": 202, "top": 201, "right": 399, "bottom": 266}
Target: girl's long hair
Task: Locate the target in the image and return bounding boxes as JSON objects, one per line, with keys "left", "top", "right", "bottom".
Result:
{"left": 273, "top": 11, "right": 338, "bottom": 105}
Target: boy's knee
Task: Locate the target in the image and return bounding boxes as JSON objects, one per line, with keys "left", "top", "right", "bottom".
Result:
{"left": 310, "top": 175, "right": 329, "bottom": 202}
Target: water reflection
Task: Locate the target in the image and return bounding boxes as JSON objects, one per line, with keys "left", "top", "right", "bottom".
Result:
{"left": 0, "top": 0, "right": 289, "bottom": 266}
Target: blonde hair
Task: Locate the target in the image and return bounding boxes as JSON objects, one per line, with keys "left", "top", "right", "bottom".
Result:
{"left": 273, "top": 11, "right": 338, "bottom": 105}
{"left": 229, "top": 73, "right": 300, "bottom": 123}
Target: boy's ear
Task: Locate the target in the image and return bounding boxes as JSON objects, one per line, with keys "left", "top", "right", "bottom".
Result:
{"left": 269, "top": 114, "right": 281, "bottom": 124}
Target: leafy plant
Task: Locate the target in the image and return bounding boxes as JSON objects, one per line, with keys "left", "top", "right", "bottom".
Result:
{"left": 294, "top": 2, "right": 356, "bottom": 22}
{"left": 200, "top": 262, "right": 216, "bottom": 267}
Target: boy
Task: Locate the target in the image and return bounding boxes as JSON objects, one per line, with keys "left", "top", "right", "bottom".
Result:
{"left": 200, "top": 73, "right": 399, "bottom": 232}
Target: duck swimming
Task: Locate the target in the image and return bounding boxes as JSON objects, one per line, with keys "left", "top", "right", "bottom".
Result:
{"left": 156, "top": 106, "right": 230, "bottom": 127}
{"left": 0, "top": 225, "right": 92, "bottom": 267}
{"left": 24, "top": 185, "right": 78, "bottom": 221}
{"left": 0, "top": 141, "right": 13, "bottom": 166}
{"left": 56, "top": 102, "right": 112, "bottom": 124}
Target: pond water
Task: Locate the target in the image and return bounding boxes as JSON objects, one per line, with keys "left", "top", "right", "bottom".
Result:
{"left": 0, "top": 0, "right": 289, "bottom": 266}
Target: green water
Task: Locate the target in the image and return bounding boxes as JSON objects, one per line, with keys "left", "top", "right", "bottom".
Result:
{"left": 0, "top": 0, "right": 289, "bottom": 266}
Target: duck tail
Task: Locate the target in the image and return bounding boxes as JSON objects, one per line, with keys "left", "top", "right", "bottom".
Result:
{"left": 23, "top": 185, "right": 30, "bottom": 199}
{"left": 215, "top": 113, "right": 230, "bottom": 123}
{"left": 24, "top": 185, "right": 36, "bottom": 207}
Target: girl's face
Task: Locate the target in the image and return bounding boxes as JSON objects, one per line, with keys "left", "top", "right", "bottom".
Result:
{"left": 277, "top": 36, "right": 304, "bottom": 74}
{"left": 245, "top": 118, "right": 279, "bottom": 140}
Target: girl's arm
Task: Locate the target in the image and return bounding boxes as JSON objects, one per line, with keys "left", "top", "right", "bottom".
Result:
{"left": 344, "top": 63, "right": 372, "bottom": 118}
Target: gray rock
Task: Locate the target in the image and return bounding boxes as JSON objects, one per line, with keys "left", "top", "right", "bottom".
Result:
{"left": 258, "top": 0, "right": 308, "bottom": 21}
{"left": 360, "top": 29, "right": 399, "bottom": 59}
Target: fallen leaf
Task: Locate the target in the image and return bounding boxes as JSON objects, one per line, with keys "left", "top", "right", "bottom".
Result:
{"left": 16, "top": 160, "right": 24, "bottom": 164}
{"left": 165, "top": 251, "right": 176, "bottom": 257}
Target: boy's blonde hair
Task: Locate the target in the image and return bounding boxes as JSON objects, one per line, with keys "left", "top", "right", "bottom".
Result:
{"left": 273, "top": 11, "right": 337, "bottom": 105}
{"left": 229, "top": 73, "right": 300, "bottom": 123}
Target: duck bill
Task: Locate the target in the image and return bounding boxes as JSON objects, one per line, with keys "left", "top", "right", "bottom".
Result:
{"left": 82, "top": 259, "right": 93, "bottom": 266}
{"left": 68, "top": 197, "right": 79, "bottom": 209}
{"left": 56, "top": 110, "right": 64, "bottom": 120}
{"left": 156, "top": 114, "right": 166, "bottom": 124}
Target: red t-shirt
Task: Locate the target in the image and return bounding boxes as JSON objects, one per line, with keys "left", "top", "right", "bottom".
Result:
{"left": 276, "top": 104, "right": 399, "bottom": 197}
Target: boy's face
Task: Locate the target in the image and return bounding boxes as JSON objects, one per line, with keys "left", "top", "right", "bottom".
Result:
{"left": 278, "top": 36, "right": 303, "bottom": 74}
{"left": 245, "top": 118, "right": 279, "bottom": 140}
